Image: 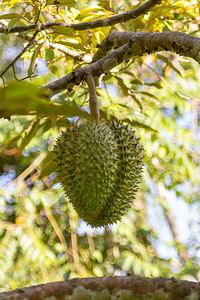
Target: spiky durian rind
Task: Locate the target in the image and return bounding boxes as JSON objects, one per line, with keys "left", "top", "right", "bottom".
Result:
{"left": 53, "top": 120, "right": 143, "bottom": 227}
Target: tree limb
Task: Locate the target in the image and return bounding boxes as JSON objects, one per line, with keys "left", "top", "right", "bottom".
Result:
{"left": 1, "top": 276, "right": 200, "bottom": 300}
{"left": 0, "top": 0, "right": 161, "bottom": 34}
{"left": 44, "top": 31, "right": 200, "bottom": 97}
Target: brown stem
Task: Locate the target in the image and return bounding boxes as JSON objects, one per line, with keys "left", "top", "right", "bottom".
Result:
{"left": 86, "top": 73, "right": 100, "bottom": 121}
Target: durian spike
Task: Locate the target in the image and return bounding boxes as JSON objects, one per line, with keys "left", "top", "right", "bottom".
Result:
{"left": 86, "top": 73, "right": 100, "bottom": 122}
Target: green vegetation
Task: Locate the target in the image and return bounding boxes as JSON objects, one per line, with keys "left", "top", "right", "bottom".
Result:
{"left": 0, "top": 0, "right": 199, "bottom": 292}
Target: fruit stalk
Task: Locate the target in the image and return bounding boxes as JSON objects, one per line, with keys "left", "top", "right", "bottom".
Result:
{"left": 86, "top": 73, "right": 100, "bottom": 121}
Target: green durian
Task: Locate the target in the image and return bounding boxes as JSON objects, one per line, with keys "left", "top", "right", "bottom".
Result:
{"left": 53, "top": 120, "right": 143, "bottom": 227}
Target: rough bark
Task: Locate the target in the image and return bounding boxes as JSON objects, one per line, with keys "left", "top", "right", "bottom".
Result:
{"left": 1, "top": 276, "right": 200, "bottom": 300}
{"left": 44, "top": 31, "right": 200, "bottom": 97}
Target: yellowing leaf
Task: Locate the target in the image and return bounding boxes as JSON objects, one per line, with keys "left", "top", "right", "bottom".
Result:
{"left": 52, "top": 25, "right": 76, "bottom": 37}
{"left": 10, "top": 0, "right": 19, "bottom": 6}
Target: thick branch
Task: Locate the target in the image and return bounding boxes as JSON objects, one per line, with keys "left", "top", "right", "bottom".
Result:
{"left": 44, "top": 31, "right": 200, "bottom": 96}
{"left": 1, "top": 276, "right": 200, "bottom": 300}
{"left": 93, "top": 31, "right": 200, "bottom": 61}
{"left": 0, "top": 0, "right": 161, "bottom": 34}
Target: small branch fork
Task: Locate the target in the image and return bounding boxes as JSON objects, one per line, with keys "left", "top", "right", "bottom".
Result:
{"left": 0, "top": 30, "right": 39, "bottom": 82}
{"left": 86, "top": 73, "right": 100, "bottom": 121}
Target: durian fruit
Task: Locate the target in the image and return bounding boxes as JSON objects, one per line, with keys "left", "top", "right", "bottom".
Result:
{"left": 53, "top": 120, "right": 143, "bottom": 227}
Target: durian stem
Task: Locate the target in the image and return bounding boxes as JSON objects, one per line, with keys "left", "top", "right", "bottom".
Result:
{"left": 86, "top": 73, "right": 100, "bottom": 122}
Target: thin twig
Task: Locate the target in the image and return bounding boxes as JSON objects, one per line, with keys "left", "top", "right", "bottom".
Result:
{"left": 12, "top": 65, "right": 38, "bottom": 81}
{"left": 44, "top": 206, "right": 73, "bottom": 262}
{"left": 0, "top": 30, "right": 39, "bottom": 78}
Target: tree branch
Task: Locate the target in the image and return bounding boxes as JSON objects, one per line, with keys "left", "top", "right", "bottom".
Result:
{"left": 44, "top": 31, "right": 200, "bottom": 97}
{"left": 1, "top": 276, "right": 200, "bottom": 300}
{"left": 0, "top": 0, "right": 161, "bottom": 34}
{"left": 93, "top": 31, "right": 200, "bottom": 62}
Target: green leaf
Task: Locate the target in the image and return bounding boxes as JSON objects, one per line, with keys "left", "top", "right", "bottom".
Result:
{"left": 145, "top": 81, "right": 162, "bottom": 89}
{"left": 115, "top": 76, "right": 129, "bottom": 96}
{"left": 134, "top": 91, "right": 160, "bottom": 102}
{"left": 58, "top": 41, "right": 87, "bottom": 51}
{"left": 39, "top": 152, "right": 55, "bottom": 177}
{"left": 52, "top": 26, "right": 76, "bottom": 37}
{"left": 7, "top": 18, "right": 18, "bottom": 32}
{"left": 124, "top": 71, "right": 144, "bottom": 85}
{"left": 28, "top": 44, "right": 43, "bottom": 77}
{"left": 0, "top": 82, "right": 91, "bottom": 119}
{"left": 130, "top": 78, "right": 144, "bottom": 85}
{"left": 2, "top": 133, "right": 21, "bottom": 150}
{"left": 48, "top": 65, "right": 59, "bottom": 75}
{"left": 129, "top": 93, "right": 143, "bottom": 111}
{"left": 0, "top": 13, "right": 19, "bottom": 20}
{"left": 20, "top": 118, "right": 40, "bottom": 150}
{"left": 24, "top": 12, "right": 32, "bottom": 21}
{"left": 45, "top": 49, "right": 54, "bottom": 62}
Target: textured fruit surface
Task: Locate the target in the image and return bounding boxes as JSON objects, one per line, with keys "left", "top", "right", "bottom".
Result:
{"left": 53, "top": 120, "right": 143, "bottom": 227}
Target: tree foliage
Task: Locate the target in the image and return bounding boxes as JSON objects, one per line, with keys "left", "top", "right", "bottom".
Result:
{"left": 0, "top": 0, "right": 200, "bottom": 293}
